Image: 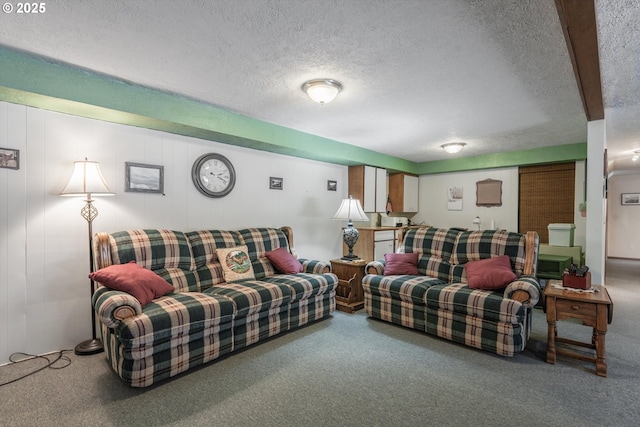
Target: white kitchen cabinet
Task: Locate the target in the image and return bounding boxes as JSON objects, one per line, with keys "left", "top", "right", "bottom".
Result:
{"left": 389, "top": 173, "right": 419, "bottom": 213}
{"left": 348, "top": 165, "right": 388, "bottom": 213}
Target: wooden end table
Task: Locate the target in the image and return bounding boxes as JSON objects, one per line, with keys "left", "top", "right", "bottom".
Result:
{"left": 544, "top": 281, "right": 613, "bottom": 377}
{"left": 330, "top": 259, "right": 368, "bottom": 313}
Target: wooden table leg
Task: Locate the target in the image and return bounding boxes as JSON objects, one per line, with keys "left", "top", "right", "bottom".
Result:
{"left": 595, "top": 304, "right": 608, "bottom": 377}
{"left": 546, "top": 296, "right": 557, "bottom": 364}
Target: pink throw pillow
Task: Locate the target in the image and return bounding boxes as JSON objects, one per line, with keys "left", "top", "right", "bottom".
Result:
{"left": 89, "top": 261, "right": 174, "bottom": 306}
{"left": 265, "top": 247, "right": 303, "bottom": 274}
{"left": 464, "top": 255, "right": 517, "bottom": 290}
{"left": 383, "top": 253, "right": 419, "bottom": 275}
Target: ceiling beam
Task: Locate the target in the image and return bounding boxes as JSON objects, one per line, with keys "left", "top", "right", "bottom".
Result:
{"left": 555, "top": 0, "right": 604, "bottom": 121}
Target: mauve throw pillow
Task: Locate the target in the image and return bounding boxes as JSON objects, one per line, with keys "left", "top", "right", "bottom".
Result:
{"left": 89, "top": 261, "right": 174, "bottom": 306}
{"left": 265, "top": 247, "right": 303, "bottom": 274}
{"left": 383, "top": 253, "right": 419, "bottom": 275}
{"left": 464, "top": 255, "right": 517, "bottom": 290}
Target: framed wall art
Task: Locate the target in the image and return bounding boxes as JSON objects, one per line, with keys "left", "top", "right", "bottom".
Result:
{"left": 327, "top": 180, "right": 337, "bottom": 191}
{"left": 621, "top": 193, "right": 640, "bottom": 205}
{"left": 476, "top": 179, "right": 502, "bottom": 207}
{"left": 447, "top": 186, "right": 463, "bottom": 211}
{"left": 0, "top": 147, "right": 19, "bottom": 170}
{"left": 125, "top": 162, "right": 164, "bottom": 194}
{"left": 270, "top": 177, "right": 283, "bottom": 190}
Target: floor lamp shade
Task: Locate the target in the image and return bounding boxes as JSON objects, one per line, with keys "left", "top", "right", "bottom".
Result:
{"left": 333, "top": 195, "right": 369, "bottom": 260}
{"left": 60, "top": 158, "right": 114, "bottom": 355}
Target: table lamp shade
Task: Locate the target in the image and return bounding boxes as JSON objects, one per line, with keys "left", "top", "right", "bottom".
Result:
{"left": 333, "top": 196, "right": 369, "bottom": 222}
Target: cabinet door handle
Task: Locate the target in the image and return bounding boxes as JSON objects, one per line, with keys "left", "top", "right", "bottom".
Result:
{"left": 571, "top": 305, "right": 580, "bottom": 310}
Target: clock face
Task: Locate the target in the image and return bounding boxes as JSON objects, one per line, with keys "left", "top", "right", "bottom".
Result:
{"left": 191, "top": 153, "right": 236, "bottom": 198}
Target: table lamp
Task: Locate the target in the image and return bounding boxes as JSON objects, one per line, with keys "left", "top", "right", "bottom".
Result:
{"left": 333, "top": 195, "right": 369, "bottom": 260}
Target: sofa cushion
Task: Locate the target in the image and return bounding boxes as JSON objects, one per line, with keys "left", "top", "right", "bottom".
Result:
{"left": 259, "top": 273, "right": 337, "bottom": 301}
{"left": 425, "top": 283, "right": 526, "bottom": 324}
{"left": 238, "top": 228, "right": 291, "bottom": 279}
{"left": 363, "top": 274, "right": 446, "bottom": 305}
{"left": 383, "top": 253, "right": 419, "bottom": 275}
{"left": 450, "top": 230, "right": 527, "bottom": 280}
{"left": 464, "top": 255, "right": 517, "bottom": 290}
{"left": 401, "top": 228, "right": 462, "bottom": 282}
{"left": 265, "top": 247, "right": 303, "bottom": 274}
{"left": 205, "top": 281, "right": 292, "bottom": 317}
{"left": 108, "top": 229, "right": 195, "bottom": 271}
{"left": 90, "top": 262, "right": 174, "bottom": 306}
{"left": 216, "top": 245, "right": 256, "bottom": 282}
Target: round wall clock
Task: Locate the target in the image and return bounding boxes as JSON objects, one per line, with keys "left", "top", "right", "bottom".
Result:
{"left": 191, "top": 153, "right": 236, "bottom": 198}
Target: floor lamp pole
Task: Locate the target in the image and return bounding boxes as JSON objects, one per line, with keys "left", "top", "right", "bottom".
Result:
{"left": 74, "top": 195, "right": 104, "bottom": 355}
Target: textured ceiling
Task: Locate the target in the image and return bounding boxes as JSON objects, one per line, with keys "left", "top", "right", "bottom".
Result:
{"left": 0, "top": 0, "right": 637, "bottom": 171}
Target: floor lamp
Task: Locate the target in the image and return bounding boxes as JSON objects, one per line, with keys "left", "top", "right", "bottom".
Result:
{"left": 60, "top": 158, "right": 114, "bottom": 355}
{"left": 333, "top": 195, "right": 369, "bottom": 260}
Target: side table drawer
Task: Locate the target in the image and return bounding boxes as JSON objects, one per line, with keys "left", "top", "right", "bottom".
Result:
{"left": 556, "top": 299, "right": 597, "bottom": 318}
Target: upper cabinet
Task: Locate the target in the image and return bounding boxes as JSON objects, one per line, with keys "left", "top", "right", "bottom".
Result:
{"left": 389, "top": 173, "right": 419, "bottom": 213}
{"left": 348, "top": 165, "right": 388, "bottom": 213}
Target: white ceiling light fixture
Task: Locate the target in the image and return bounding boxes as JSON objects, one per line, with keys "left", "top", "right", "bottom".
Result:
{"left": 441, "top": 142, "right": 466, "bottom": 154}
{"left": 632, "top": 150, "right": 639, "bottom": 161}
{"left": 302, "top": 79, "right": 342, "bottom": 104}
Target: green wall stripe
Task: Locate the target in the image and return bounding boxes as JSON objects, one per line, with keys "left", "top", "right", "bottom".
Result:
{"left": 0, "top": 46, "right": 587, "bottom": 175}
{"left": 416, "top": 143, "right": 588, "bottom": 174}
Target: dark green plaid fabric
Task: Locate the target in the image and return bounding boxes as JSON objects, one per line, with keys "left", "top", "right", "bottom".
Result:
{"left": 425, "top": 283, "right": 526, "bottom": 324}
{"left": 237, "top": 228, "right": 290, "bottom": 279}
{"left": 115, "top": 292, "right": 236, "bottom": 357}
{"left": 101, "top": 323, "right": 235, "bottom": 388}
{"left": 365, "top": 294, "right": 428, "bottom": 331}
{"left": 109, "top": 229, "right": 195, "bottom": 271}
{"left": 425, "top": 307, "right": 525, "bottom": 356}
{"left": 299, "top": 259, "right": 331, "bottom": 274}
{"left": 289, "top": 292, "right": 335, "bottom": 329}
{"left": 362, "top": 275, "right": 445, "bottom": 305}
{"left": 401, "top": 227, "right": 461, "bottom": 282}
{"left": 450, "top": 230, "right": 527, "bottom": 282}
{"left": 363, "top": 227, "right": 539, "bottom": 357}
{"left": 94, "top": 226, "right": 336, "bottom": 387}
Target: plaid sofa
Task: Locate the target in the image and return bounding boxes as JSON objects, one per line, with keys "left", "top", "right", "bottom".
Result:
{"left": 92, "top": 226, "right": 337, "bottom": 387}
{"left": 363, "top": 227, "right": 540, "bottom": 356}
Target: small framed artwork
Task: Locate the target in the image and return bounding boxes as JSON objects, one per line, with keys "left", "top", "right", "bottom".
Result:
{"left": 270, "top": 177, "right": 283, "bottom": 190}
{"left": 125, "top": 162, "right": 164, "bottom": 194}
{"left": 327, "top": 180, "right": 337, "bottom": 191}
{"left": 621, "top": 193, "right": 640, "bottom": 205}
{"left": 0, "top": 147, "right": 19, "bottom": 170}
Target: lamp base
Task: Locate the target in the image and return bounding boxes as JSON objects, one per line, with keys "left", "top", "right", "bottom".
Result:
{"left": 341, "top": 254, "right": 361, "bottom": 261}
{"left": 74, "top": 338, "right": 104, "bottom": 356}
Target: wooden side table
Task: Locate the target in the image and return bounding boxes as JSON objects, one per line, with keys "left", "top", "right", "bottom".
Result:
{"left": 330, "top": 259, "right": 368, "bottom": 313}
{"left": 544, "top": 281, "right": 613, "bottom": 377}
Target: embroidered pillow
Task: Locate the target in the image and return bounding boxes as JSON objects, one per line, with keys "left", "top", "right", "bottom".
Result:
{"left": 89, "top": 261, "right": 174, "bottom": 306}
{"left": 265, "top": 247, "right": 303, "bottom": 274}
{"left": 216, "top": 245, "right": 256, "bottom": 282}
{"left": 383, "top": 253, "right": 419, "bottom": 275}
{"left": 464, "top": 255, "right": 517, "bottom": 290}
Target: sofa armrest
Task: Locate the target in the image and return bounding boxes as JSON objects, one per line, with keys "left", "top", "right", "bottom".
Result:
{"left": 92, "top": 285, "right": 142, "bottom": 328}
{"left": 298, "top": 259, "right": 331, "bottom": 274}
{"left": 366, "top": 261, "right": 385, "bottom": 275}
{"left": 503, "top": 275, "right": 540, "bottom": 308}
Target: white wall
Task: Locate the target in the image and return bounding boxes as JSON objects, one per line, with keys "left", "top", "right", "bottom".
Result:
{"left": 0, "top": 102, "right": 347, "bottom": 363}
{"left": 413, "top": 168, "right": 519, "bottom": 232}
{"left": 607, "top": 172, "right": 640, "bottom": 259}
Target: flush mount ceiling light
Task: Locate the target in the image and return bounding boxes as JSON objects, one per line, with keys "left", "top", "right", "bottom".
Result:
{"left": 441, "top": 142, "right": 466, "bottom": 154}
{"left": 633, "top": 150, "right": 639, "bottom": 161}
{"left": 302, "top": 79, "right": 342, "bottom": 104}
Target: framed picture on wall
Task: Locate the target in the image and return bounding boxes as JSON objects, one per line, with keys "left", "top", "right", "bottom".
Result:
{"left": 327, "top": 180, "right": 337, "bottom": 191}
{"left": 125, "top": 162, "right": 164, "bottom": 194}
{"left": 0, "top": 147, "right": 19, "bottom": 170}
{"left": 621, "top": 193, "right": 640, "bottom": 205}
{"left": 270, "top": 177, "right": 283, "bottom": 190}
